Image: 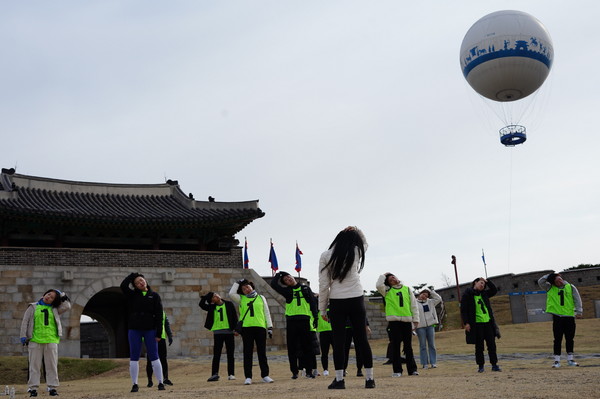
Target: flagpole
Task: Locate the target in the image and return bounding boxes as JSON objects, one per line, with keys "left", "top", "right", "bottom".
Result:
{"left": 270, "top": 238, "right": 274, "bottom": 277}
{"left": 481, "top": 248, "right": 488, "bottom": 278}
{"left": 296, "top": 240, "right": 301, "bottom": 278}
{"left": 451, "top": 255, "right": 463, "bottom": 327}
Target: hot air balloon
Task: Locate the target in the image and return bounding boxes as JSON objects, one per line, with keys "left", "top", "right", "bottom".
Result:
{"left": 460, "top": 10, "right": 553, "bottom": 146}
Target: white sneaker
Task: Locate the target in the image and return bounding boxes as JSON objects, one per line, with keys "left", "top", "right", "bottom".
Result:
{"left": 262, "top": 376, "right": 274, "bottom": 383}
{"left": 392, "top": 372, "right": 402, "bottom": 377}
{"left": 431, "top": 364, "right": 437, "bottom": 368}
{"left": 552, "top": 361, "right": 561, "bottom": 368}
{"left": 323, "top": 370, "right": 329, "bottom": 376}
{"left": 568, "top": 360, "right": 579, "bottom": 367}
{"left": 422, "top": 364, "right": 429, "bottom": 369}
{"left": 244, "top": 378, "right": 252, "bottom": 385}
{"left": 228, "top": 375, "right": 236, "bottom": 380}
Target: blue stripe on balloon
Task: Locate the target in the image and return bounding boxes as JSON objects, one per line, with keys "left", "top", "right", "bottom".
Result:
{"left": 463, "top": 49, "right": 552, "bottom": 78}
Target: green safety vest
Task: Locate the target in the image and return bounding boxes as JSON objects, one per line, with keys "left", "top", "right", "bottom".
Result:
{"left": 285, "top": 287, "right": 312, "bottom": 317}
{"left": 474, "top": 294, "right": 491, "bottom": 323}
{"left": 385, "top": 286, "right": 412, "bottom": 317}
{"left": 317, "top": 313, "right": 332, "bottom": 332}
{"left": 31, "top": 304, "right": 59, "bottom": 344}
{"left": 211, "top": 303, "right": 230, "bottom": 331}
{"left": 239, "top": 295, "right": 266, "bottom": 328}
{"left": 546, "top": 284, "right": 575, "bottom": 316}
{"left": 161, "top": 311, "right": 167, "bottom": 339}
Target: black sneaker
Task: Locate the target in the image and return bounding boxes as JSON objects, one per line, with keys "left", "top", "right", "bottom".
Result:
{"left": 291, "top": 373, "right": 298, "bottom": 379}
{"left": 477, "top": 366, "right": 484, "bottom": 373}
{"left": 356, "top": 370, "right": 363, "bottom": 377}
{"left": 328, "top": 378, "right": 345, "bottom": 389}
{"left": 491, "top": 365, "right": 502, "bottom": 372}
{"left": 147, "top": 381, "right": 153, "bottom": 387}
{"left": 163, "top": 379, "right": 173, "bottom": 386}
{"left": 131, "top": 384, "right": 139, "bottom": 392}
{"left": 157, "top": 383, "right": 165, "bottom": 391}
{"left": 207, "top": 375, "right": 220, "bottom": 382}
{"left": 49, "top": 389, "right": 59, "bottom": 396}
{"left": 365, "top": 379, "right": 376, "bottom": 389}
{"left": 29, "top": 390, "right": 38, "bottom": 397}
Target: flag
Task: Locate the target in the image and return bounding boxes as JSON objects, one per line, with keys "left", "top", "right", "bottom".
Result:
{"left": 481, "top": 249, "right": 486, "bottom": 266}
{"left": 269, "top": 240, "right": 279, "bottom": 271}
{"left": 243, "top": 238, "right": 249, "bottom": 269}
{"left": 295, "top": 242, "right": 303, "bottom": 273}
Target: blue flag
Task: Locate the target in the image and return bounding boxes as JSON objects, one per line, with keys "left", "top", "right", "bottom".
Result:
{"left": 269, "top": 240, "right": 279, "bottom": 271}
{"left": 295, "top": 242, "right": 303, "bottom": 273}
{"left": 243, "top": 238, "right": 249, "bottom": 269}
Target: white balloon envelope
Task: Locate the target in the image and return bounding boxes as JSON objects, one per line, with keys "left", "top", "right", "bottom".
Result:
{"left": 460, "top": 10, "right": 553, "bottom": 102}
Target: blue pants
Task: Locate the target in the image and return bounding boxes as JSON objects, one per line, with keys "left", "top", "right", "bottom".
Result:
{"left": 416, "top": 326, "right": 437, "bottom": 366}
{"left": 128, "top": 329, "right": 159, "bottom": 361}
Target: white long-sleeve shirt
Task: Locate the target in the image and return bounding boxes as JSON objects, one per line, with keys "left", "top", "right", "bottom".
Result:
{"left": 229, "top": 282, "right": 273, "bottom": 329}
{"left": 375, "top": 273, "right": 420, "bottom": 323}
{"left": 318, "top": 229, "right": 368, "bottom": 315}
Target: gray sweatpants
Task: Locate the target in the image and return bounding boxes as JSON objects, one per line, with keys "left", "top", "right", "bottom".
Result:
{"left": 28, "top": 342, "right": 59, "bottom": 390}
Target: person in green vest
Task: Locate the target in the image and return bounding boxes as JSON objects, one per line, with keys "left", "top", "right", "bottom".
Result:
{"left": 199, "top": 291, "right": 238, "bottom": 381}
{"left": 538, "top": 272, "right": 583, "bottom": 368}
{"left": 460, "top": 277, "right": 501, "bottom": 373}
{"left": 270, "top": 270, "right": 319, "bottom": 379}
{"left": 229, "top": 279, "right": 274, "bottom": 385}
{"left": 145, "top": 311, "right": 174, "bottom": 387}
{"left": 20, "top": 289, "right": 71, "bottom": 397}
{"left": 376, "top": 272, "right": 419, "bottom": 377}
{"left": 317, "top": 304, "right": 333, "bottom": 377}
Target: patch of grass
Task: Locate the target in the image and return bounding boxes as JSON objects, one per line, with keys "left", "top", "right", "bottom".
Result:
{"left": 0, "top": 357, "right": 120, "bottom": 385}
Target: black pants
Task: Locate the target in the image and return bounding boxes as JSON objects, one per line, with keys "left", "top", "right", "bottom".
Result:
{"left": 388, "top": 321, "right": 417, "bottom": 374}
{"left": 343, "top": 327, "right": 363, "bottom": 371}
{"left": 212, "top": 333, "right": 235, "bottom": 376}
{"left": 552, "top": 315, "right": 576, "bottom": 355}
{"left": 286, "top": 318, "right": 316, "bottom": 375}
{"left": 146, "top": 339, "right": 168, "bottom": 381}
{"left": 329, "top": 296, "right": 373, "bottom": 372}
{"left": 319, "top": 331, "right": 333, "bottom": 371}
{"left": 241, "top": 327, "right": 269, "bottom": 379}
{"left": 473, "top": 321, "right": 497, "bottom": 366}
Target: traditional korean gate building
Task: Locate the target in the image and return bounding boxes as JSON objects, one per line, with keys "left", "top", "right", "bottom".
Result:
{"left": 0, "top": 167, "right": 279, "bottom": 358}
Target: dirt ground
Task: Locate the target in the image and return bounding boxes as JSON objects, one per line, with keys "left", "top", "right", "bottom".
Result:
{"left": 8, "top": 351, "right": 600, "bottom": 399}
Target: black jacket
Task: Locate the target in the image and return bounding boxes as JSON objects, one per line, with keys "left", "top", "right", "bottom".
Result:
{"left": 460, "top": 279, "right": 497, "bottom": 326}
{"left": 199, "top": 298, "right": 238, "bottom": 331}
{"left": 120, "top": 273, "right": 163, "bottom": 337}
{"left": 270, "top": 271, "right": 318, "bottom": 321}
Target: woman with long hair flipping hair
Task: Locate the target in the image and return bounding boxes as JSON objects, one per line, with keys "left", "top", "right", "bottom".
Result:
{"left": 318, "top": 226, "right": 374, "bottom": 389}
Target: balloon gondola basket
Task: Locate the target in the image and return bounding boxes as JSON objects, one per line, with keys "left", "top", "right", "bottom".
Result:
{"left": 499, "top": 125, "right": 527, "bottom": 146}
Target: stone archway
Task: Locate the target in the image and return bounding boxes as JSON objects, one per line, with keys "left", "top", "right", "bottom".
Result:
{"left": 81, "top": 287, "right": 129, "bottom": 358}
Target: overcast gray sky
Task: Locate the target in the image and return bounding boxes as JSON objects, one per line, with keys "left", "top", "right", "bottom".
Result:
{"left": 2, "top": 1, "right": 599, "bottom": 291}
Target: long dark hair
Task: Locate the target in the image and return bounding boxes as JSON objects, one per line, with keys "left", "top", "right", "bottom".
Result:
{"left": 322, "top": 229, "right": 365, "bottom": 282}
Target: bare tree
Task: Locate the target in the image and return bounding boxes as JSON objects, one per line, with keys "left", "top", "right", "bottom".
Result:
{"left": 441, "top": 273, "right": 452, "bottom": 288}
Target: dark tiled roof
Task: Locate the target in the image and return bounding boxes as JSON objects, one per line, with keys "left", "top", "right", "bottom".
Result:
{"left": 0, "top": 169, "right": 264, "bottom": 230}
